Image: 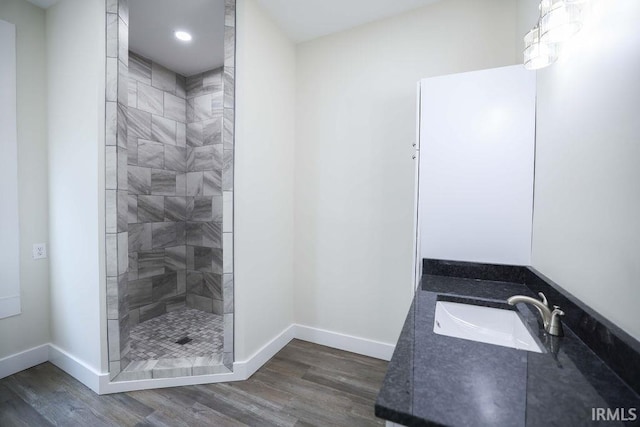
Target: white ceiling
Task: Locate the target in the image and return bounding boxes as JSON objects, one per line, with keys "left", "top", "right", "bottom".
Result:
{"left": 25, "top": 0, "right": 59, "bottom": 8}
{"left": 129, "top": 0, "right": 225, "bottom": 77}
{"left": 255, "top": 0, "right": 443, "bottom": 43}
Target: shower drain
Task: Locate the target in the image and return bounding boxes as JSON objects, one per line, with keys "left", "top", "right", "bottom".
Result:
{"left": 175, "top": 337, "right": 192, "bottom": 345}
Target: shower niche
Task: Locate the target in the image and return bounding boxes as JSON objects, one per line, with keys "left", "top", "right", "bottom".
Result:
{"left": 104, "top": 0, "right": 235, "bottom": 381}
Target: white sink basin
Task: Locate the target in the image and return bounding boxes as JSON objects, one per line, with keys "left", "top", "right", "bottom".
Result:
{"left": 433, "top": 300, "right": 543, "bottom": 353}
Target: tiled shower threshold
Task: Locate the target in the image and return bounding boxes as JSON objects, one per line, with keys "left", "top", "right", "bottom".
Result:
{"left": 114, "top": 354, "right": 232, "bottom": 382}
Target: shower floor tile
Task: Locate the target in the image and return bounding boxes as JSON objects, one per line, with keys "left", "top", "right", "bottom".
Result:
{"left": 128, "top": 308, "right": 223, "bottom": 360}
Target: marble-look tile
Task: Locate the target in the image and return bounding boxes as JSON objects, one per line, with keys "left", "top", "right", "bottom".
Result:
{"left": 176, "top": 74, "right": 186, "bottom": 98}
{"left": 129, "top": 51, "right": 151, "bottom": 85}
{"left": 129, "top": 278, "right": 152, "bottom": 309}
{"left": 138, "top": 140, "right": 164, "bottom": 168}
{"left": 176, "top": 173, "right": 187, "bottom": 196}
{"left": 203, "top": 68, "right": 223, "bottom": 88}
{"left": 137, "top": 83, "right": 163, "bottom": 115}
{"left": 223, "top": 149, "right": 233, "bottom": 191}
{"left": 152, "top": 222, "right": 177, "bottom": 249}
{"left": 223, "top": 108, "right": 234, "bottom": 150}
{"left": 118, "top": 0, "right": 129, "bottom": 26}
{"left": 186, "top": 270, "right": 203, "bottom": 293}
{"left": 212, "top": 299, "right": 224, "bottom": 316}
{"left": 116, "top": 102, "right": 128, "bottom": 149}
{"left": 164, "top": 93, "right": 186, "bottom": 123}
{"left": 118, "top": 232, "right": 128, "bottom": 275}
{"left": 203, "top": 273, "right": 222, "bottom": 300}
{"left": 106, "top": 191, "right": 117, "bottom": 234}
{"left": 127, "top": 134, "right": 138, "bottom": 165}
{"left": 106, "top": 233, "right": 118, "bottom": 277}
{"left": 223, "top": 352, "right": 233, "bottom": 369}
{"left": 186, "top": 223, "right": 203, "bottom": 247}
{"left": 117, "top": 190, "right": 128, "bottom": 232}
{"left": 224, "top": 26, "right": 235, "bottom": 68}
{"left": 139, "top": 303, "right": 166, "bottom": 323}
{"left": 129, "top": 251, "right": 138, "bottom": 281}
{"left": 109, "top": 362, "right": 121, "bottom": 380}
{"left": 212, "top": 196, "right": 223, "bottom": 223}
{"left": 223, "top": 313, "right": 233, "bottom": 352}
{"left": 116, "top": 360, "right": 156, "bottom": 381}
{"left": 212, "top": 248, "right": 223, "bottom": 274}
{"left": 192, "top": 355, "right": 229, "bottom": 376}
{"left": 194, "top": 94, "right": 215, "bottom": 121}
{"left": 176, "top": 222, "right": 186, "bottom": 246}
{"left": 128, "top": 107, "right": 152, "bottom": 139}
{"left": 129, "top": 308, "right": 140, "bottom": 326}
{"left": 186, "top": 122, "right": 203, "bottom": 147}
{"left": 203, "top": 170, "right": 222, "bottom": 196}
{"left": 117, "top": 147, "right": 128, "bottom": 190}
{"left": 223, "top": 68, "right": 234, "bottom": 108}
{"left": 117, "top": 60, "right": 128, "bottom": 108}
{"left": 151, "top": 169, "right": 176, "bottom": 195}
{"left": 223, "top": 273, "right": 233, "bottom": 314}
{"left": 128, "top": 223, "right": 152, "bottom": 252}
{"left": 106, "top": 146, "right": 117, "bottom": 190}
{"left": 165, "top": 245, "right": 186, "bottom": 271}
{"left": 186, "top": 74, "right": 203, "bottom": 98}
{"left": 223, "top": 191, "right": 233, "bottom": 233}
{"left": 151, "top": 115, "right": 176, "bottom": 145}
{"left": 164, "top": 145, "right": 187, "bottom": 172}
{"left": 106, "top": 13, "right": 118, "bottom": 58}
{"left": 152, "top": 272, "right": 177, "bottom": 301}
{"left": 186, "top": 97, "right": 195, "bottom": 123}
{"left": 202, "top": 222, "right": 222, "bottom": 249}
{"left": 225, "top": 0, "right": 236, "bottom": 27}
{"left": 118, "top": 17, "right": 128, "bottom": 66}
{"left": 188, "top": 146, "right": 214, "bottom": 172}
{"left": 128, "top": 80, "right": 137, "bottom": 108}
{"left": 223, "top": 232, "right": 233, "bottom": 273}
{"left": 186, "top": 172, "right": 204, "bottom": 196}
{"left": 166, "top": 299, "right": 186, "bottom": 313}
{"left": 128, "top": 195, "right": 137, "bottom": 224}
{"left": 152, "top": 358, "right": 193, "bottom": 379}
{"left": 108, "top": 319, "right": 120, "bottom": 361}
{"left": 176, "top": 122, "right": 186, "bottom": 146}
{"left": 186, "top": 294, "right": 213, "bottom": 313}
{"left": 106, "top": 58, "right": 118, "bottom": 102}
{"left": 152, "top": 61, "right": 176, "bottom": 94}
{"left": 203, "top": 117, "right": 222, "bottom": 145}
{"left": 128, "top": 166, "right": 151, "bottom": 195}
{"left": 189, "top": 197, "right": 213, "bottom": 222}
{"left": 177, "top": 270, "right": 186, "bottom": 294}
{"left": 106, "top": 101, "right": 117, "bottom": 146}
{"left": 164, "top": 196, "right": 187, "bottom": 222}
{"left": 138, "top": 195, "right": 164, "bottom": 222}
{"left": 138, "top": 250, "right": 165, "bottom": 279}
{"left": 106, "top": 276, "right": 119, "bottom": 320}
{"left": 106, "top": 0, "right": 117, "bottom": 13}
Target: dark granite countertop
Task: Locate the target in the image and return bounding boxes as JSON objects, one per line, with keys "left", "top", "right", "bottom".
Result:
{"left": 375, "top": 275, "right": 640, "bottom": 426}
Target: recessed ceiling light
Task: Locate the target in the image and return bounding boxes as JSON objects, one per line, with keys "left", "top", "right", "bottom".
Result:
{"left": 174, "top": 31, "right": 192, "bottom": 42}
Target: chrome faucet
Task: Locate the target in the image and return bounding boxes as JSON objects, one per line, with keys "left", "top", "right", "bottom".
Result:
{"left": 507, "top": 292, "right": 565, "bottom": 336}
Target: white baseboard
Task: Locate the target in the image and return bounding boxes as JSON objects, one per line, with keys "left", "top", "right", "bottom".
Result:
{"left": 0, "top": 344, "right": 49, "bottom": 380}
{"left": 48, "top": 344, "right": 107, "bottom": 394}
{"left": 0, "top": 324, "right": 393, "bottom": 394}
{"left": 293, "top": 324, "right": 395, "bottom": 361}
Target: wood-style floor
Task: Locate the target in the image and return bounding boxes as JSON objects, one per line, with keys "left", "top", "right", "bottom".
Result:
{"left": 0, "top": 339, "right": 388, "bottom": 426}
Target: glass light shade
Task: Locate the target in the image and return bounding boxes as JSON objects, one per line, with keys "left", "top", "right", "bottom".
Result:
{"left": 524, "top": 26, "right": 558, "bottom": 70}
{"left": 540, "top": 0, "right": 585, "bottom": 43}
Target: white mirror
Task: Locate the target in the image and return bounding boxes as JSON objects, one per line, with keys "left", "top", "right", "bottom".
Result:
{"left": 0, "top": 18, "right": 21, "bottom": 319}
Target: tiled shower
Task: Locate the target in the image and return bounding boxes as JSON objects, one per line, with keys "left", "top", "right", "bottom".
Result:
{"left": 104, "top": 0, "right": 235, "bottom": 380}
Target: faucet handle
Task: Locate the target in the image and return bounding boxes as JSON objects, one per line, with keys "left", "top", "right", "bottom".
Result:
{"left": 548, "top": 306, "right": 565, "bottom": 336}
{"left": 538, "top": 292, "right": 549, "bottom": 307}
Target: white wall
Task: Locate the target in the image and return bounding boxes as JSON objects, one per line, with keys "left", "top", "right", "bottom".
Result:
{"left": 234, "top": 0, "right": 296, "bottom": 361}
{"left": 294, "top": 0, "right": 518, "bottom": 346}
{"left": 419, "top": 66, "right": 536, "bottom": 266}
{"left": 47, "top": 0, "right": 107, "bottom": 372}
{"left": 0, "top": 0, "right": 50, "bottom": 360}
{"left": 530, "top": 0, "right": 640, "bottom": 341}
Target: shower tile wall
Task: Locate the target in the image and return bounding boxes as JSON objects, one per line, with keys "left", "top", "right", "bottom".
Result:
{"left": 185, "top": 68, "right": 224, "bottom": 314}
{"left": 127, "top": 51, "right": 189, "bottom": 325}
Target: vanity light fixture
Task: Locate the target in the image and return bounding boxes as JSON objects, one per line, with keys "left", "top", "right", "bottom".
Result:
{"left": 174, "top": 30, "right": 193, "bottom": 42}
{"left": 523, "top": 0, "right": 588, "bottom": 70}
